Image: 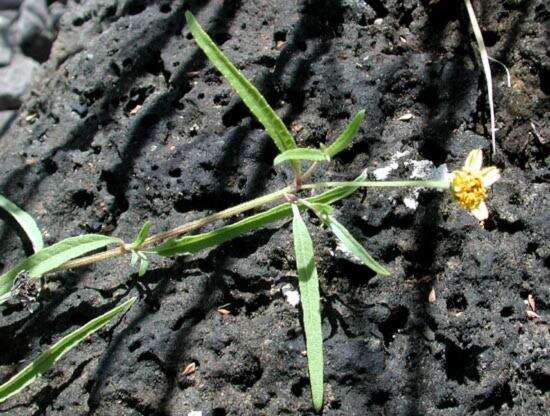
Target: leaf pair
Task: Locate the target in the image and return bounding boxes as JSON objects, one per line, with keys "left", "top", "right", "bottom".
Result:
{"left": 130, "top": 251, "right": 149, "bottom": 277}
{"left": 290, "top": 202, "right": 389, "bottom": 411}
{"left": 185, "top": 11, "right": 364, "bottom": 174}
{"left": 129, "top": 221, "right": 152, "bottom": 277}
{"left": 273, "top": 110, "right": 366, "bottom": 166}
{"left": 0, "top": 297, "right": 136, "bottom": 403}
{"left": 185, "top": 11, "right": 300, "bottom": 173}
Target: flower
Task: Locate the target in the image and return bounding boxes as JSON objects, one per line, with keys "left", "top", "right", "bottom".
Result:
{"left": 450, "top": 149, "right": 500, "bottom": 221}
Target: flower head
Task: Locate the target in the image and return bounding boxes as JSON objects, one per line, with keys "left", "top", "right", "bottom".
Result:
{"left": 450, "top": 149, "right": 500, "bottom": 221}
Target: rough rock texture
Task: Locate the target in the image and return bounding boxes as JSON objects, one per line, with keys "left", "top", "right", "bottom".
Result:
{"left": 0, "top": 15, "right": 13, "bottom": 66}
{"left": 0, "top": 0, "right": 548, "bottom": 415}
{"left": 13, "top": 0, "right": 55, "bottom": 63}
{"left": 0, "top": 0, "right": 60, "bottom": 131}
{"left": 0, "top": 110, "right": 16, "bottom": 135}
{"left": 0, "top": 53, "right": 38, "bottom": 110}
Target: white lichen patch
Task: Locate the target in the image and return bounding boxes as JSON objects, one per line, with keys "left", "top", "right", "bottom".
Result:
{"left": 405, "top": 159, "right": 433, "bottom": 178}
{"left": 371, "top": 150, "right": 410, "bottom": 180}
{"left": 281, "top": 284, "right": 300, "bottom": 307}
{"left": 405, "top": 159, "right": 449, "bottom": 183}
{"left": 368, "top": 152, "right": 448, "bottom": 210}
{"left": 394, "top": 150, "right": 411, "bottom": 159}
{"left": 372, "top": 161, "right": 398, "bottom": 180}
{"left": 403, "top": 196, "right": 419, "bottom": 210}
{"left": 401, "top": 160, "right": 449, "bottom": 210}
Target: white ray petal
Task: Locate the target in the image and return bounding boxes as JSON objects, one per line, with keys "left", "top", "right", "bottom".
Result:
{"left": 471, "top": 201, "right": 489, "bottom": 221}
{"left": 464, "top": 149, "right": 483, "bottom": 172}
{"left": 480, "top": 167, "right": 500, "bottom": 187}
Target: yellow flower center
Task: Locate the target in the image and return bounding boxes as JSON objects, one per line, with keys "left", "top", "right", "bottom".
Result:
{"left": 451, "top": 170, "right": 486, "bottom": 210}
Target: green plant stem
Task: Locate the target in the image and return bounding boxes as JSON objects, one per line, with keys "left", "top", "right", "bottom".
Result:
{"left": 57, "top": 179, "right": 447, "bottom": 271}
{"left": 59, "top": 185, "right": 294, "bottom": 270}
{"left": 301, "top": 180, "right": 449, "bottom": 190}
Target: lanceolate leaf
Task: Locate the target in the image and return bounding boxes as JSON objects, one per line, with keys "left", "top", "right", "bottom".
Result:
{"left": 305, "top": 202, "right": 334, "bottom": 220}
{"left": 291, "top": 205, "right": 323, "bottom": 411}
{"left": 132, "top": 221, "right": 152, "bottom": 249}
{"left": 153, "top": 171, "right": 367, "bottom": 257}
{"left": 327, "top": 216, "right": 390, "bottom": 275}
{"left": 274, "top": 148, "right": 329, "bottom": 166}
{"left": 185, "top": 12, "right": 298, "bottom": 169}
{"left": 0, "top": 194, "right": 44, "bottom": 253}
{"left": 130, "top": 251, "right": 149, "bottom": 277}
{"left": 0, "top": 235, "right": 121, "bottom": 303}
{"left": 153, "top": 203, "right": 291, "bottom": 256}
{"left": 0, "top": 297, "right": 136, "bottom": 403}
{"left": 130, "top": 251, "right": 139, "bottom": 267}
{"left": 138, "top": 258, "right": 149, "bottom": 277}
{"left": 137, "top": 252, "right": 149, "bottom": 277}
{"left": 324, "top": 110, "right": 365, "bottom": 158}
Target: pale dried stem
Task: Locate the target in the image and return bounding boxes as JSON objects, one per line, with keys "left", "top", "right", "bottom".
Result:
{"left": 301, "top": 162, "right": 319, "bottom": 184}
{"left": 464, "top": 0, "right": 497, "bottom": 154}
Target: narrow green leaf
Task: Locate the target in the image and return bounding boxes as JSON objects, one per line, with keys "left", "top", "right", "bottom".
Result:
{"left": 274, "top": 148, "right": 330, "bottom": 166}
{"left": 0, "top": 194, "right": 44, "bottom": 253}
{"left": 291, "top": 205, "right": 323, "bottom": 411}
{"left": 132, "top": 221, "right": 152, "bottom": 248}
{"left": 300, "top": 202, "right": 333, "bottom": 222}
{"left": 153, "top": 203, "right": 291, "bottom": 256}
{"left": 137, "top": 252, "right": 149, "bottom": 277}
{"left": 153, "top": 170, "right": 367, "bottom": 257}
{"left": 0, "top": 297, "right": 136, "bottom": 403}
{"left": 324, "top": 110, "right": 365, "bottom": 158}
{"left": 130, "top": 251, "right": 139, "bottom": 267}
{"left": 0, "top": 235, "right": 121, "bottom": 303}
{"left": 186, "top": 12, "right": 299, "bottom": 171}
{"left": 327, "top": 216, "right": 390, "bottom": 275}
{"left": 138, "top": 260, "right": 148, "bottom": 277}
{"left": 309, "top": 203, "right": 333, "bottom": 215}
